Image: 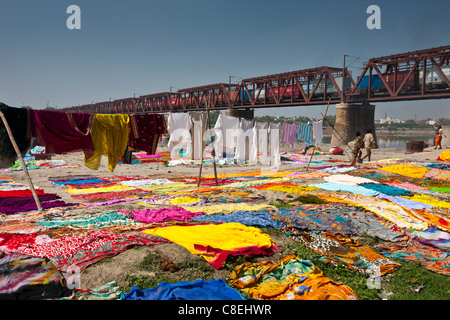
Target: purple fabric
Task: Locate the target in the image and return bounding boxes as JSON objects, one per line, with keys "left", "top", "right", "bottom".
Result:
{"left": 118, "top": 206, "right": 204, "bottom": 224}
{"left": 0, "top": 194, "right": 77, "bottom": 214}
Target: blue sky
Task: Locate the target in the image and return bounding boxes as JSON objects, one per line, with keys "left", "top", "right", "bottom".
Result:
{"left": 1, "top": 0, "right": 450, "bottom": 120}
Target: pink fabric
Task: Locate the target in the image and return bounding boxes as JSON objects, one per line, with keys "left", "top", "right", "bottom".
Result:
{"left": 119, "top": 206, "right": 204, "bottom": 224}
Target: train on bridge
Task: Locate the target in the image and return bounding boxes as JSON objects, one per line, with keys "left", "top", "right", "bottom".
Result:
{"left": 62, "top": 45, "right": 450, "bottom": 114}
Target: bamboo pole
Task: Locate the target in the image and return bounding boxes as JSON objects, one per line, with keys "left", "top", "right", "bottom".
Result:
{"left": 0, "top": 111, "right": 43, "bottom": 211}
{"left": 305, "top": 99, "right": 330, "bottom": 171}
{"left": 197, "top": 94, "right": 218, "bottom": 187}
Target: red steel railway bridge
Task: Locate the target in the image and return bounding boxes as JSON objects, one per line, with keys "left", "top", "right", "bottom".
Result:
{"left": 62, "top": 45, "right": 450, "bottom": 145}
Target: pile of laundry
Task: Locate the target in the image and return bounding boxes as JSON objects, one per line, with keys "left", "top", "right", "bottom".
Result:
{"left": 0, "top": 158, "right": 449, "bottom": 300}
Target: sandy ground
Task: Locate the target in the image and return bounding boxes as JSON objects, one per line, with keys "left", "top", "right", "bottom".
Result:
{"left": 3, "top": 140, "right": 448, "bottom": 290}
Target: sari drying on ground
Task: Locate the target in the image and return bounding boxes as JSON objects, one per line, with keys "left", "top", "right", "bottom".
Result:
{"left": 0, "top": 253, "right": 72, "bottom": 300}
{"left": 227, "top": 255, "right": 358, "bottom": 300}
{"left": 143, "top": 223, "right": 279, "bottom": 269}
{"left": 375, "top": 239, "right": 450, "bottom": 276}
{"left": 288, "top": 231, "right": 401, "bottom": 276}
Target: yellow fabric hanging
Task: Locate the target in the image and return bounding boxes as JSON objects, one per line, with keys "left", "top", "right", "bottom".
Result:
{"left": 84, "top": 114, "right": 130, "bottom": 172}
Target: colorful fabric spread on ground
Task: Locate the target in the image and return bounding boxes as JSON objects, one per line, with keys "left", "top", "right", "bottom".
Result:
{"left": 271, "top": 206, "right": 358, "bottom": 235}
{"left": 144, "top": 223, "right": 280, "bottom": 269}
{"left": 379, "top": 164, "right": 429, "bottom": 178}
{"left": 0, "top": 253, "right": 72, "bottom": 300}
{"left": 124, "top": 279, "right": 245, "bottom": 300}
{"left": 120, "top": 207, "right": 204, "bottom": 224}
{"left": 2, "top": 229, "right": 168, "bottom": 273}
{"left": 287, "top": 231, "right": 401, "bottom": 276}
{"left": 375, "top": 239, "right": 450, "bottom": 276}
{"left": 227, "top": 255, "right": 358, "bottom": 300}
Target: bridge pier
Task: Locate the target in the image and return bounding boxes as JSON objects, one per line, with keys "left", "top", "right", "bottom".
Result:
{"left": 330, "top": 103, "right": 377, "bottom": 146}
{"left": 225, "top": 108, "right": 254, "bottom": 120}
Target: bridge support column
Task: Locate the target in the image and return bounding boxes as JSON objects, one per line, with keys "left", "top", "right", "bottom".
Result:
{"left": 225, "top": 108, "right": 254, "bottom": 120}
{"left": 330, "top": 103, "right": 376, "bottom": 146}
{"left": 442, "top": 125, "right": 450, "bottom": 147}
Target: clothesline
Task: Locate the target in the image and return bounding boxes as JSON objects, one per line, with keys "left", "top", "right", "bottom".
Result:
{"left": 0, "top": 103, "right": 168, "bottom": 173}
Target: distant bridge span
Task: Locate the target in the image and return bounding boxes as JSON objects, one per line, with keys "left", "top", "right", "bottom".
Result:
{"left": 62, "top": 45, "right": 450, "bottom": 114}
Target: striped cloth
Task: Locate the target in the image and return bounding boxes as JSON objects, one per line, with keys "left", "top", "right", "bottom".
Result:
{"left": 281, "top": 122, "right": 298, "bottom": 147}
{"left": 296, "top": 122, "right": 312, "bottom": 145}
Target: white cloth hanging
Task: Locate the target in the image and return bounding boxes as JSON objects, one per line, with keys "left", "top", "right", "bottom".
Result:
{"left": 214, "top": 114, "right": 240, "bottom": 160}
{"left": 235, "top": 118, "right": 254, "bottom": 163}
{"left": 191, "top": 112, "right": 205, "bottom": 160}
{"left": 313, "top": 119, "right": 323, "bottom": 145}
{"left": 167, "top": 113, "right": 192, "bottom": 159}
{"left": 269, "top": 122, "right": 281, "bottom": 168}
{"left": 250, "top": 121, "right": 269, "bottom": 165}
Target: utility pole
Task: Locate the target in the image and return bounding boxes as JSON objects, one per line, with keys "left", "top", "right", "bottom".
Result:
{"left": 342, "top": 54, "right": 348, "bottom": 103}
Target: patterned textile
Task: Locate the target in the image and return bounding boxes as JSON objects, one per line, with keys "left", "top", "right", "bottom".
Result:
{"left": 0, "top": 233, "right": 55, "bottom": 255}
{"left": 375, "top": 239, "right": 450, "bottom": 276}
{"left": 423, "top": 168, "right": 450, "bottom": 182}
{"left": 192, "top": 210, "right": 279, "bottom": 228}
{"left": 296, "top": 122, "right": 312, "bottom": 145}
{"left": 71, "top": 188, "right": 152, "bottom": 201}
{"left": 124, "top": 279, "right": 245, "bottom": 300}
{"left": 61, "top": 281, "right": 123, "bottom": 300}
{"left": 35, "top": 211, "right": 139, "bottom": 230}
{"left": 144, "top": 223, "right": 279, "bottom": 269}
{"left": 0, "top": 220, "right": 46, "bottom": 234}
{"left": 323, "top": 193, "right": 429, "bottom": 230}
{"left": 252, "top": 182, "right": 319, "bottom": 194}
{"left": 271, "top": 206, "right": 358, "bottom": 235}
{"left": 128, "top": 113, "right": 167, "bottom": 155}
{"left": 227, "top": 255, "right": 358, "bottom": 300}
{"left": 288, "top": 231, "right": 401, "bottom": 276}
{"left": 406, "top": 227, "right": 450, "bottom": 251}
{"left": 182, "top": 203, "right": 276, "bottom": 215}
{"left": 281, "top": 122, "right": 298, "bottom": 148}
{"left": 0, "top": 253, "right": 72, "bottom": 300}
{"left": 15, "top": 229, "right": 169, "bottom": 272}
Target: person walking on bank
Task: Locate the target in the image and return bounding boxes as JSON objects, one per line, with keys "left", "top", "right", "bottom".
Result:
{"left": 361, "top": 128, "right": 375, "bottom": 162}
{"left": 350, "top": 131, "right": 363, "bottom": 166}
{"left": 435, "top": 125, "right": 443, "bottom": 149}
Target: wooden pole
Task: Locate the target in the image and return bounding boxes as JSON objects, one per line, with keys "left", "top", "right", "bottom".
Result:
{"left": 197, "top": 93, "right": 218, "bottom": 187}
{"left": 0, "top": 111, "right": 43, "bottom": 211}
{"left": 305, "top": 99, "right": 330, "bottom": 171}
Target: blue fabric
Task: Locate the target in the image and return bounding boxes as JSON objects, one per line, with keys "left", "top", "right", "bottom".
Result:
{"left": 191, "top": 210, "right": 279, "bottom": 228}
{"left": 123, "top": 279, "right": 246, "bottom": 300}
{"left": 312, "top": 182, "right": 379, "bottom": 197}
{"left": 376, "top": 193, "right": 433, "bottom": 209}
{"left": 52, "top": 178, "right": 107, "bottom": 186}
{"left": 359, "top": 183, "right": 412, "bottom": 196}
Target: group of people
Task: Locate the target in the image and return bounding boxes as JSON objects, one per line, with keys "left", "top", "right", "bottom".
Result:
{"left": 351, "top": 128, "right": 375, "bottom": 166}
{"left": 350, "top": 124, "right": 445, "bottom": 166}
